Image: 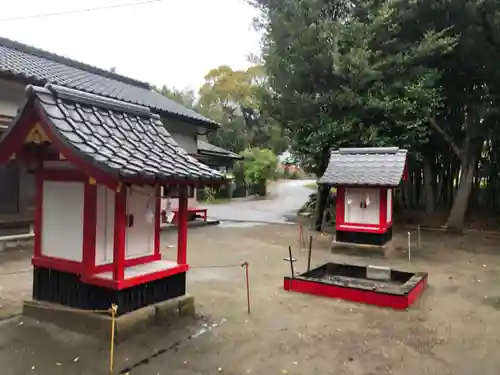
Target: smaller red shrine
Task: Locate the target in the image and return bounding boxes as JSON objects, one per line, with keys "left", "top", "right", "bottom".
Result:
{"left": 0, "top": 84, "right": 224, "bottom": 315}
{"left": 319, "top": 147, "right": 408, "bottom": 246}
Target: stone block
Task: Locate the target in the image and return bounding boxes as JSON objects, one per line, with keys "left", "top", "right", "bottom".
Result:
{"left": 23, "top": 294, "right": 196, "bottom": 342}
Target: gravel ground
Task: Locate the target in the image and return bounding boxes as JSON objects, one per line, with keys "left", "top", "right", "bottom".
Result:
{"left": 1, "top": 223, "right": 500, "bottom": 375}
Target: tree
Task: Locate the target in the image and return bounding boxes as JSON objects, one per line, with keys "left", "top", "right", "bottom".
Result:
{"left": 235, "top": 147, "right": 278, "bottom": 196}
{"left": 156, "top": 86, "right": 197, "bottom": 110}
{"left": 197, "top": 65, "right": 288, "bottom": 154}
{"left": 395, "top": 0, "right": 500, "bottom": 229}
{"left": 156, "top": 66, "right": 288, "bottom": 156}
{"left": 253, "top": 0, "right": 456, "bottom": 230}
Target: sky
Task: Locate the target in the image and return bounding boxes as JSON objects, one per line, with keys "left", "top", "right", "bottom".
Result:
{"left": 0, "top": 0, "right": 262, "bottom": 92}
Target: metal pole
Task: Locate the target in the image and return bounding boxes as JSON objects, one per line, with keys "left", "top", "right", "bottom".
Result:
{"left": 407, "top": 232, "right": 411, "bottom": 264}
{"left": 243, "top": 262, "right": 250, "bottom": 315}
{"left": 288, "top": 246, "right": 295, "bottom": 289}
{"left": 307, "top": 236, "right": 313, "bottom": 272}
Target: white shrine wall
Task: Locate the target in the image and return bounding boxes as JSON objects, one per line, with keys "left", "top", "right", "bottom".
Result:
{"left": 125, "top": 185, "right": 156, "bottom": 259}
{"left": 344, "top": 187, "right": 380, "bottom": 225}
{"left": 387, "top": 188, "right": 392, "bottom": 224}
{"left": 41, "top": 180, "right": 84, "bottom": 262}
{"left": 95, "top": 185, "right": 115, "bottom": 265}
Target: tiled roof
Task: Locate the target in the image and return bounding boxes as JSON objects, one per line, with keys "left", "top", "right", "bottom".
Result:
{"left": 319, "top": 147, "right": 407, "bottom": 186}
{"left": 197, "top": 139, "right": 242, "bottom": 159}
{"left": 22, "top": 84, "right": 224, "bottom": 182}
{"left": 0, "top": 36, "right": 218, "bottom": 128}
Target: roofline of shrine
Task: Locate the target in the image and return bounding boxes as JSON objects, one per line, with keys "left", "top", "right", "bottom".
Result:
{"left": 0, "top": 97, "right": 225, "bottom": 190}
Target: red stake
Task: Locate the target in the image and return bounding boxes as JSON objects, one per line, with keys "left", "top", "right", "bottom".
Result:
{"left": 298, "top": 223, "right": 303, "bottom": 250}
{"left": 242, "top": 261, "right": 250, "bottom": 315}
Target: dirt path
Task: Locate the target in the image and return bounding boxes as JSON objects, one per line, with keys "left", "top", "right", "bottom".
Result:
{"left": 1, "top": 224, "right": 500, "bottom": 374}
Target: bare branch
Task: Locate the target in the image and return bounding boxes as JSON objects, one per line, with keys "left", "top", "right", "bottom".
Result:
{"left": 429, "top": 118, "right": 463, "bottom": 161}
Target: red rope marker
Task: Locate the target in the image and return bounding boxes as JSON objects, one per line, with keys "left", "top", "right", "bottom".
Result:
{"left": 242, "top": 261, "right": 250, "bottom": 315}
{"left": 298, "top": 223, "right": 304, "bottom": 250}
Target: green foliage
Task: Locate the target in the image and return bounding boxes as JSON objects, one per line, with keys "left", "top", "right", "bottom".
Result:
{"left": 253, "top": 0, "right": 456, "bottom": 175}
{"left": 197, "top": 65, "right": 289, "bottom": 154}
{"left": 157, "top": 66, "right": 289, "bottom": 156}
{"left": 236, "top": 148, "right": 278, "bottom": 186}
{"left": 155, "top": 86, "right": 197, "bottom": 109}
{"left": 203, "top": 187, "right": 217, "bottom": 203}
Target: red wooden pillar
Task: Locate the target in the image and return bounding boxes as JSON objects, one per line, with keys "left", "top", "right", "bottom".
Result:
{"left": 335, "top": 186, "right": 345, "bottom": 229}
{"left": 82, "top": 180, "right": 97, "bottom": 276}
{"left": 379, "top": 188, "right": 388, "bottom": 231}
{"left": 113, "top": 186, "right": 127, "bottom": 282}
{"left": 177, "top": 186, "right": 188, "bottom": 265}
{"left": 34, "top": 165, "right": 43, "bottom": 259}
{"left": 154, "top": 185, "right": 161, "bottom": 257}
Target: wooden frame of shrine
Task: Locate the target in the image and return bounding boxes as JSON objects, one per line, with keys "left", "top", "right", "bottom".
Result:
{"left": 0, "top": 84, "right": 224, "bottom": 315}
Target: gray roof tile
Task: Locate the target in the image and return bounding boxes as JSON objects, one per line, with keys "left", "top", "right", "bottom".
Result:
{"left": 197, "top": 139, "right": 242, "bottom": 159}
{"left": 24, "top": 84, "right": 224, "bottom": 182}
{"left": 0, "top": 37, "right": 218, "bottom": 128}
{"left": 319, "top": 147, "right": 407, "bottom": 186}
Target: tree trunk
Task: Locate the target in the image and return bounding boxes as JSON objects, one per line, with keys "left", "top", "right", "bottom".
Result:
{"left": 314, "top": 184, "right": 329, "bottom": 231}
{"left": 446, "top": 157, "right": 477, "bottom": 230}
{"left": 423, "top": 158, "right": 435, "bottom": 215}
{"left": 314, "top": 150, "right": 330, "bottom": 231}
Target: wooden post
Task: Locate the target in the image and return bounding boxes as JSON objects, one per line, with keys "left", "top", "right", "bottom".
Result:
{"left": 243, "top": 262, "right": 250, "bottom": 315}
{"left": 417, "top": 225, "right": 421, "bottom": 249}
{"left": 154, "top": 186, "right": 161, "bottom": 258}
{"left": 307, "top": 236, "right": 313, "bottom": 272}
{"left": 109, "top": 304, "right": 118, "bottom": 375}
{"left": 82, "top": 181, "right": 97, "bottom": 277}
{"left": 288, "top": 246, "right": 295, "bottom": 290}
{"left": 34, "top": 166, "right": 43, "bottom": 259}
{"left": 113, "top": 187, "right": 126, "bottom": 282}
{"left": 177, "top": 185, "right": 188, "bottom": 265}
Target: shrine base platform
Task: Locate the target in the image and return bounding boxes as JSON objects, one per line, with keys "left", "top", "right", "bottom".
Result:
{"left": 331, "top": 239, "right": 395, "bottom": 257}
{"left": 33, "top": 265, "right": 187, "bottom": 315}
{"left": 23, "top": 294, "right": 195, "bottom": 342}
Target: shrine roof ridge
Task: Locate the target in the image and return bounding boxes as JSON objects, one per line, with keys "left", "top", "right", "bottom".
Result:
{"left": 0, "top": 84, "right": 226, "bottom": 183}
{"left": 27, "top": 84, "right": 156, "bottom": 119}
{"left": 336, "top": 147, "right": 400, "bottom": 155}
{"left": 319, "top": 147, "right": 407, "bottom": 187}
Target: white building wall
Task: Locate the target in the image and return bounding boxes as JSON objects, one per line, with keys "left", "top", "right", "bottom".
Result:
{"left": 95, "top": 185, "right": 115, "bottom": 265}
{"left": 0, "top": 78, "right": 26, "bottom": 117}
{"left": 387, "top": 188, "right": 392, "bottom": 224}
{"left": 344, "top": 187, "right": 380, "bottom": 225}
{"left": 0, "top": 76, "right": 203, "bottom": 220}
{"left": 41, "top": 181, "right": 84, "bottom": 261}
{"left": 125, "top": 185, "right": 155, "bottom": 259}
{"left": 163, "top": 119, "right": 198, "bottom": 155}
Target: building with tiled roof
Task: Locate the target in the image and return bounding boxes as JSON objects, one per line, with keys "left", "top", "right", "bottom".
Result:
{"left": 0, "top": 36, "right": 225, "bottom": 232}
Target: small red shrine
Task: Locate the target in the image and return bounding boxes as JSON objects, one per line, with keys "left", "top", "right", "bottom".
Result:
{"left": 319, "top": 147, "right": 408, "bottom": 246}
{"left": 0, "top": 84, "right": 224, "bottom": 315}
